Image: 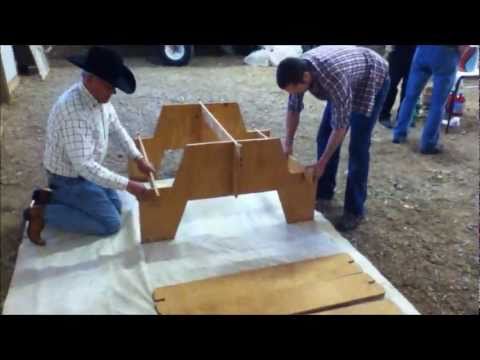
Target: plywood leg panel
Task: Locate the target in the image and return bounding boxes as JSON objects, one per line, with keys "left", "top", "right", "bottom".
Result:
{"left": 140, "top": 189, "right": 188, "bottom": 242}
{"left": 153, "top": 104, "right": 204, "bottom": 147}
{"left": 277, "top": 174, "right": 316, "bottom": 223}
{"left": 134, "top": 103, "right": 318, "bottom": 243}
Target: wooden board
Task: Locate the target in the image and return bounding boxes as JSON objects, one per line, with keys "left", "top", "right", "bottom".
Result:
{"left": 199, "top": 102, "right": 238, "bottom": 145}
{"left": 311, "top": 299, "right": 402, "bottom": 315}
{"left": 137, "top": 137, "right": 315, "bottom": 240}
{"left": 154, "top": 254, "right": 360, "bottom": 301}
{"left": 202, "top": 103, "right": 250, "bottom": 140}
{"left": 153, "top": 254, "right": 385, "bottom": 315}
{"left": 139, "top": 141, "right": 234, "bottom": 241}
{"left": 130, "top": 102, "right": 315, "bottom": 242}
{"left": 129, "top": 104, "right": 226, "bottom": 180}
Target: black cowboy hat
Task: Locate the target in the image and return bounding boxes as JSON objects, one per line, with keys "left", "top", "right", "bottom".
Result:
{"left": 67, "top": 46, "right": 136, "bottom": 94}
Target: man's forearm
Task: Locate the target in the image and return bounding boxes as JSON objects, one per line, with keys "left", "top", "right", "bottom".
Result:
{"left": 77, "top": 160, "right": 129, "bottom": 190}
{"left": 285, "top": 111, "right": 300, "bottom": 145}
{"left": 318, "top": 128, "right": 348, "bottom": 165}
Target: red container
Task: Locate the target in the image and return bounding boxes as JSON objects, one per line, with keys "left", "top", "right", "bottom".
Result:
{"left": 452, "top": 93, "right": 465, "bottom": 116}
{"left": 445, "top": 92, "right": 465, "bottom": 116}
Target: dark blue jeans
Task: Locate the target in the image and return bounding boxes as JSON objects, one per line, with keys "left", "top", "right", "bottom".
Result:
{"left": 393, "top": 46, "right": 459, "bottom": 151}
{"left": 380, "top": 45, "right": 416, "bottom": 119}
{"left": 44, "top": 173, "right": 122, "bottom": 236}
{"left": 316, "top": 76, "right": 390, "bottom": 216}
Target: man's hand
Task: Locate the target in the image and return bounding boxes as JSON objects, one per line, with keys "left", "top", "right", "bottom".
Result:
{"left": 135, "top": 157, "right": 156, "bottom": 175}
{"left": 127, "top": 180, "right": 148, "bottom": 200}
{"left": 306, "top": 160, "right": 327, "bottom": 179}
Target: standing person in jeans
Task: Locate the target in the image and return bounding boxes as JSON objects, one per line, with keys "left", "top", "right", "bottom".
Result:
{"left": 378, "top": 45, "right": 417, "bottom": 129}
{"left": 392, "top": 45, "right": 472, "bottom": 154}
{"left": 276, "top": 46, "right": 390, "bottom": 231}
{"left": 23, "top": 46, "right": 156, "bottom": 246}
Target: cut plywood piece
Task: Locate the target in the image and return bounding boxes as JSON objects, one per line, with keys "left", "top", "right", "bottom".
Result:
{"left": 130, "top": 102, "right": 316, "bottom": 242}
{"left": 311, "top": 299, "right": 402, "bottom": 315}
{"left": 154, "top": 253, "right": 360, "bottom": 301}
{"left": 153, "top": 254, "right": 385, "bottom": 315}
{"left": 154, "top": 272, "right": 384, "bottom": 315}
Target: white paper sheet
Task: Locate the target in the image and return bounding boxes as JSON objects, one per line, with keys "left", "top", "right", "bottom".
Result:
{"left": 3, "top": 189, "right": 419, "bottom": 315}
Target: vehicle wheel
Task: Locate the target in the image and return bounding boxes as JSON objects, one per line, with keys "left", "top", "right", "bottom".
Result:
{"left": 158, "top": 45, "right": 193, "bottom": 66}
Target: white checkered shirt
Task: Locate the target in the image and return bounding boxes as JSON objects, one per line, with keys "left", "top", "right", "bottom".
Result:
{"left": 43, "top": 82, "right": 142, "bottom": 190}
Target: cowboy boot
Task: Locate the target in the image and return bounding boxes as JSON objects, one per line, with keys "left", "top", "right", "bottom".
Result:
{"left": 22, "top": 205, "right": 46, "bottom": 246}
{"left": 32, "top": 188, "right": 53, "bottom": 206}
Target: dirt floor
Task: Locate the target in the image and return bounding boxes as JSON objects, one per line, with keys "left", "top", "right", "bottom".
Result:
{"left": 1, "top": 52, "right": 478, "bottom": 314}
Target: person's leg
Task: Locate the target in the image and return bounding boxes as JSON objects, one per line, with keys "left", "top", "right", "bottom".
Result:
{"left": 343, "top": 113, "right": 374, "bottom": 217}
{"left": 45, "top": 175, "right": 122, "bottom": 236}
{"left": 316, "top": 102, "right": 342, "bottom": 201}
{"left": 395, "top": 47, "right": 417, "bottom": 127}
{"left": 398, "top": 50, "right": 416, "bottom": 105}
{"left": 379, "top": 53, "right": 404, "bottom": 122}
{"left": 393, "top": 47, "right": 432, "bottom": 142}
{"left": 343, "top": 77, "right": 390, "bottom": 218}
{"left": 103, "top": 187, "right": 122, "bottom": 215}
{"left": 420, "top": 47, "right": 459, "bottom": 153}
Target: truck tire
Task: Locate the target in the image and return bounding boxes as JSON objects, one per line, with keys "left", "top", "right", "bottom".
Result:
{"left": 158, "top": 45, "right": 193, "bottom": 66}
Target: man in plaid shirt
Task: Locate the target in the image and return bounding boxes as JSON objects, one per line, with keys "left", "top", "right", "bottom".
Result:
{"left": 277, "top": 46, "right": 390, "bottom": 231}
{"left": 23, "top": 47, "right": 155, "bottom": 245}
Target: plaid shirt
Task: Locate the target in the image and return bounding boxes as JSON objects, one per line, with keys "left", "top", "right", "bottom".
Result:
{"left": 288, "top": 46, "right": 389, "bottom": 128}
{"left": 43, "top": 82, "right": 142, "bottom": 190}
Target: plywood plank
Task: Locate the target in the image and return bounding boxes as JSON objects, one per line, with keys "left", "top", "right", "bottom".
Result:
{"left": 153, "top": 254, "right": 384, "bottom": 314}
{"left": 154, "top": 270, "right": 384, "bottom": 315}
{"left": 311, "top": 299, "right": 402, "bottom": 315}
{"left": 154, "top": 253, "right": 358, "bottom": 299}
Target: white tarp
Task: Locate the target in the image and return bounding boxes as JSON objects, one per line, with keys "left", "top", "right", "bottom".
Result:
{"left": 3, "top": 187, "right": 419, "bottom": 315}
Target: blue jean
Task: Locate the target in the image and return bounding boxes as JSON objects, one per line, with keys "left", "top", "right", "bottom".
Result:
{"left": 44, "top": 173, "right": 122, "bottom": 236}
{"left": 316, "top": 76, "right": 390, "bottom": 216}
{"left": 393, "top": 46, "right": 459, "bottom": 151}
